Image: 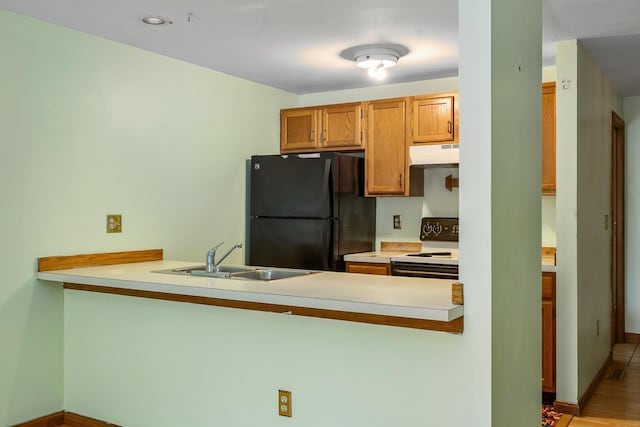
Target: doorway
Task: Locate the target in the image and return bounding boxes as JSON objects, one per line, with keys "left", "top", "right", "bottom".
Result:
{"left": 611, "top": 111, "right": 626, "bottom": 344}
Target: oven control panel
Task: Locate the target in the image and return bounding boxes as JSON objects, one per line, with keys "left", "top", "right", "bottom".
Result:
{"left": 420, "top": 217, "right": 459, "bottom": 242}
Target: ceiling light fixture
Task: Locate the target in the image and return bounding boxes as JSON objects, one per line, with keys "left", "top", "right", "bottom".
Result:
{"left": 141, "top": 16, "right": 171, "bottom": 25}
{"left": 350, "top": 46, "right": 405, "bottom": 81}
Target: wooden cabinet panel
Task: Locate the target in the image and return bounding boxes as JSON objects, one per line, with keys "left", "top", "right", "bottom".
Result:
{"left": 281, "top": 108, "right": 319, "bottom": 152}
{"left": 322, "top": 103, "right": 364, "bottom": 150}
{"left": 365, "top": 99, "right": 408, "bottom": 195}
{"left": 345, "top": 262, "right": 390, "bottom": 275}
{"left": 281, "top": 104, "right": 364, "bottom": 153}
{"left": 542, "top": 272, "right": 556, "bottom": 393}
{"left": 542, "top": 83, "right": 556, "bottom": 195}
{"left": 411, "top": 94, "right": 458, "bottom": 144}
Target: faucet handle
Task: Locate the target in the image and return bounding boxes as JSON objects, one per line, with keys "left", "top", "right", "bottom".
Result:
{"left": 208, "top": 241, "right": 224, "bottom": 255}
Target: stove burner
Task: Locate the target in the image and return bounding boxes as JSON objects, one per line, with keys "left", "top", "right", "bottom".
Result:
{"left": 406, "top": 252, "right": 452, "bottom": 258}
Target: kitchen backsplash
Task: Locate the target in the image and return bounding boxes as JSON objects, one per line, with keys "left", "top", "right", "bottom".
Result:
{"left": 375, "top": 167, "right": 557, "bottom": 248}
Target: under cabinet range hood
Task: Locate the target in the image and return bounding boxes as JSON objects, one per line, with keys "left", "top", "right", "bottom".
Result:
{"left": 409, "top": 144, "right": 459, "bottom": 166}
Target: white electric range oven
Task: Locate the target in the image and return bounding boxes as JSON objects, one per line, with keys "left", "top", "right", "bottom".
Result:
{"left": 390, "top": 217, "right": 459, "bottom": 280}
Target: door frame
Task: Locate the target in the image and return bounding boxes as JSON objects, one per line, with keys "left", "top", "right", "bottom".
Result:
{"left": 611, "top": 111, "right": 626, "bottom": 344}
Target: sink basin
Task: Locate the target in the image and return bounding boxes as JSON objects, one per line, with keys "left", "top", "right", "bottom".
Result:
{"left": 152, "top": 265, "right": 256, "bottom": 278}
{"left": 230, "top": 269, "right": 318, "bottom": 281}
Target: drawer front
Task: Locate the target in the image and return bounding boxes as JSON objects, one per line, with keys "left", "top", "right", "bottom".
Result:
{"left": 346, "top": 262, "right": 390, "bottom": 276}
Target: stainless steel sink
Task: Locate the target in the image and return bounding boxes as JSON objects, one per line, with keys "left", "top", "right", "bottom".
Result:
{"left": 230, "top": 269, "right": 318, "bottom": 281}
{"left": 152, "top": 265, "right": 318, "bottom": 281}
{"left": 152, "top": 265, "right": 256, "bottom": 279}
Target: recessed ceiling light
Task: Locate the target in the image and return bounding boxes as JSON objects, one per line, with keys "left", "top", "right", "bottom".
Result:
{"left": 141, "top": 16, "right": 171, "bottom": 25}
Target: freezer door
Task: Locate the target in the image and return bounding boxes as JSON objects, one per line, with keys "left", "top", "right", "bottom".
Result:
{"left": 249, "top": 217, "right": 333, "bottom": 270}
{"left": 250, "top": 154, "right": 334, "bottom": 218}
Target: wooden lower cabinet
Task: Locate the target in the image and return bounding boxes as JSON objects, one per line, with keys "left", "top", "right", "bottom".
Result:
{"left": 345, "top": 262, "right": 391, "bottom": 275}
{"left": 542, "top": 271, "right": 556, "bottom": 393}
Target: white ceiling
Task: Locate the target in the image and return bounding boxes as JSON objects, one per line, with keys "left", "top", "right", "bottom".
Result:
{"left": 1, "top": 0, "right": 639, "bottom": 95}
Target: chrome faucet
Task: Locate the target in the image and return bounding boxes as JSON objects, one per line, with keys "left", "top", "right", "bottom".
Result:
{"left": 206, "top": 242, "right": 243, "bottom": 273}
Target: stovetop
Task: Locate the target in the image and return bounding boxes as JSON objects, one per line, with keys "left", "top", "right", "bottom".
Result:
{"left": 391, "top": 245, "right": 459, "bottom": 265}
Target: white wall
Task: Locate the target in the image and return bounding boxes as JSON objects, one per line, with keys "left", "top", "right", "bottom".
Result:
{"left": 0, "top": 9, "right": 296, "bottom": 425}
{"left": 576, "top": 42, "right": 622, "bottom": 397}
{"left": 555, "top": 40, "right": 623, "bottom": 404}
{"left": 624, "top": 96, "right": 640, "bottom": 334}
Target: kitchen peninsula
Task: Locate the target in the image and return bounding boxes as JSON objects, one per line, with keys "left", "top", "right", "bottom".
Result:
{"left": 37, "top": 249, "right": 464, "bottom": 333}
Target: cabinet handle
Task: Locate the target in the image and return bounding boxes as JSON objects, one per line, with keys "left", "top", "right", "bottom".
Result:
{"left": 309, "top": 130, "right": 315, "bottom": 141}
{"left": 399, "top": 174, "right": 403, "bottom": 186}
{"left": 321, "top": 130, "right": 326, "bottom": 143}
{"left": 448, "top": 121, "right": 453, "bottom": 134}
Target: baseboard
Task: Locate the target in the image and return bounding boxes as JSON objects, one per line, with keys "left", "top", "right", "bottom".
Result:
{"left": 63, "top": 411, "right": 121, "bottom": 427}
{"left": 554, "top": 348, "right": 613, "bottom": 416}
{"left": 12, "top": 411, "right": 64, "bottom": 427}
{"left": 625, "top": 333, "right": 640, "bottom": 344}
{"left": 579, "top": 349, "right": 613, "bottom": 411}
{"left": 12, "top": 411, "right": 120, "bottom": 427}
{"left": 552, "top": 401, "right": 580, "bottom": 416}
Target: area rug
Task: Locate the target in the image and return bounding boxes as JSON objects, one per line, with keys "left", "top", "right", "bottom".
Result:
{"left": 542, "top": 405, "right": 573, "bottom": 427}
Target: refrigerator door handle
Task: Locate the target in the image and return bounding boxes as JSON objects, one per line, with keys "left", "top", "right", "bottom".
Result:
{"left": 321, "top": 159, "right": 332, "bottom": 214}
{"left": 322, "top": 219, "right": 332, "bottom": 271}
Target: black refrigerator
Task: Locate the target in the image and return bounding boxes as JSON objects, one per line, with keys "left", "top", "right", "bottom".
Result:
{"left": 248, "top": 152, "right": 376, "bottom": 271}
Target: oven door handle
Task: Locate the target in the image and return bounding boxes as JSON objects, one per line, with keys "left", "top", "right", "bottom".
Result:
{"left": 392, "top": 269, "right": 457, "bottom": 277}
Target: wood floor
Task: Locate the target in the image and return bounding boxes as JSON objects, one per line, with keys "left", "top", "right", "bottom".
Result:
{"left": 568, "top": 343, "right": 640, "bottom": 426}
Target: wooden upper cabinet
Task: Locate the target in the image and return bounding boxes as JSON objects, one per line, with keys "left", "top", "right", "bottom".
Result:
{"left": 322, "top": 103, "right": 364, "bottom": 150}
{"left": 411, "top": 93, "right": 458, "bottom": 144}
{"left": 542, "top": 83, "right": 556, "bottom": 195}
{"left": 281, "top": 103, "right": 364, "bottom": 153}
{"left": 365, "top": 98, "right": 422, "bottom": 197}
{"left": 281, "top": 108, "right": 319, "bottom": 152}
{"left": 365, "top": 99, "right": 406, "bottom": 195}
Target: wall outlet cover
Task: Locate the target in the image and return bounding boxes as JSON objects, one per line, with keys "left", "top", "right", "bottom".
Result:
{"left": 107, "top": 214, "right": 122, "bottom": 233}
{"left": 278, "top": 390, "right": 292, "bottom": 417}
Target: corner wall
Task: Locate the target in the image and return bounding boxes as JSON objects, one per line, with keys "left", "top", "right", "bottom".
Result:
{"left": 624, "top": 96, "right": 640, "bottom": 334}
{"left": 0, "top": 9, "right": 296, "bottom": 425}
{"left": 555, "top": 40, "right": 623, "bottom": 404}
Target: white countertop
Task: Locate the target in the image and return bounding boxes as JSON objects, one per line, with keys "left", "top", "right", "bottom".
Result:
{"left": 345, "top": 251, "right": 557, "bottom": 272}
{"left": 37, "top": 260, "right": 463, "bottom": 322}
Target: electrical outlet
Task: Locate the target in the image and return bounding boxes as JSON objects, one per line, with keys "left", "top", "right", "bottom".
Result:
{"left": 596, "top": 319, "right": 600, "bottom": 336}
{"left": 278, "top": 390, "right": 292, "bottom": 417}
{"left": 605, "top": 214, "right": 609, "bottom": 230}
{"left": 106, "top": 214, "right": 122, "bottom": 233}
{"left": 393, "top": 215, "right": 401, "bottom": 230}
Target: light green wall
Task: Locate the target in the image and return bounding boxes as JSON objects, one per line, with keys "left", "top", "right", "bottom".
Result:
{"left": 64, "top": 289, "right": 472, "bottom": 427}
{"left": 624, "top": 96, "right": 640, "bottom": 334}
{"left": 575, "top": 42, "right": 622, "bottom": 398}
{"left": 484, "top": 0, "right": 542, "bottom": 424}
{"left": 0, "top": 9, "right": 296, "bottom": 425}
{"left": 555, "top": 40, "right": 623, "bottom": 404}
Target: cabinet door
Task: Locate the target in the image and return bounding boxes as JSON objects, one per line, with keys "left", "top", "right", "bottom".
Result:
{"left": 542, "top": 83, "right": 556, "bottom": 195}
{"left": 322, "top": 103, "right": 364, "bottom": 150}
{"left": 412, "top": 95, "right": 456, "bottom": 143}
{"left": 346, "top": 262, "right": 390, "bottom": 275}
{"left": 281, "top": 108, "right": 319, "bottom": 153}
{"left": 541, "top": 272, "right": 556, "bottom": 393}
{"left": 365, "top": 99, "right": 407, "bottom": 195}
